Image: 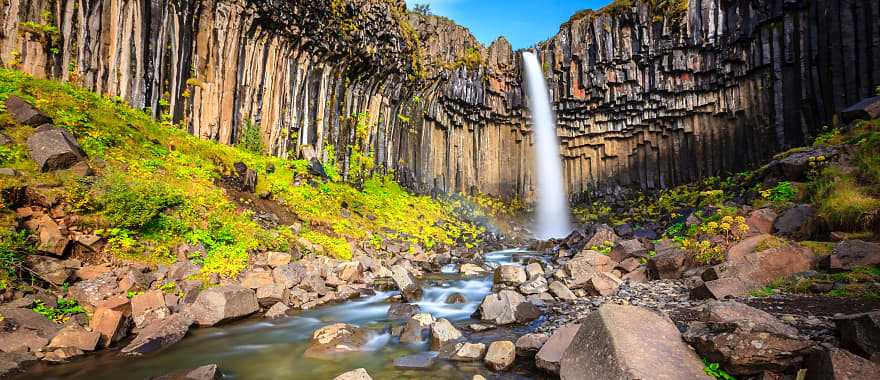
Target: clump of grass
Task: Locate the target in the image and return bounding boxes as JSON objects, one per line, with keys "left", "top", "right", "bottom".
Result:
{"left": 808, "top": 166, "right": 880, "bottom": 232}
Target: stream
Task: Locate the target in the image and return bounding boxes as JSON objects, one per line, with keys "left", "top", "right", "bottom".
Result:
{"left": 17, "top": 249, "right": 552, "bottom": 380}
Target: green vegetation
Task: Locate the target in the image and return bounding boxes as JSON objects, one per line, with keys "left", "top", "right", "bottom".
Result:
{"left": 237, "top": 120, "right": 266, "bottom": 155}
{"left": 32, "top": 297, "right": 85, "bottom": 323}
{"left": 703, "top": 358, "right": 736, "bottom": 380}
{"left": 760, "top": 181, "right": 797, "bottom": 204}
{"left": 449, "top": 47, "right": 482, "bottom": 70}
{"left": 0, "top": 228, "right": 32, "bottom": 289}
{"left": 0, "top": 69, "right": 481, "bottom": 282}
{"left": 566, "top": 0, "right": 688, "bottom": 26}
{"left": 755, "top": 266, "right": 880, "bottom": 300}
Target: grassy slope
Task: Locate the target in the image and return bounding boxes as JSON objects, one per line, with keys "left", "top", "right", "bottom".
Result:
{"left": 0, "top": 69, "right": 483, "bottom": 286}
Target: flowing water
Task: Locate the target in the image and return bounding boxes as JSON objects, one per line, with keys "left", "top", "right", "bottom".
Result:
{"left": 522, "top": 52, "right": 572, "bottom": 240}
{"left": 18, "top": 250, "right": 551, "bottom": 380}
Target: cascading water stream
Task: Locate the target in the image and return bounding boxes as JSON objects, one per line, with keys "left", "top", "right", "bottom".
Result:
{"left": 522, "top": 51, "right": 572, "bottom": 239}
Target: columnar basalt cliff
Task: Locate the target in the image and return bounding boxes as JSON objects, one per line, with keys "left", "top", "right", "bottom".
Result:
{"left": 1, "top": 0, "right": 878, "bottom": 201}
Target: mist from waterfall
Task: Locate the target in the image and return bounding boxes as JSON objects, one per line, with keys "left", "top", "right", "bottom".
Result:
{"left": 522, "top": 51, "right": 572, "bottom": 239}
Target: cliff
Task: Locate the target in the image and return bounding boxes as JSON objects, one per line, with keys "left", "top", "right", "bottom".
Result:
{"left": 1, "top": 0, "right": 878, "bottom": 201}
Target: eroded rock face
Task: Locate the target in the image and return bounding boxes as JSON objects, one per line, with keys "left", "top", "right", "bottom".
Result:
{"left": 559, "top": 305, "right": 709, "bottom": 380}
{"left": 683, "top": 301, "right": 814, "bottom": 375}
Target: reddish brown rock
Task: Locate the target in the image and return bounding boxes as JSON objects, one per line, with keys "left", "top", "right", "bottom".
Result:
{"left": 303, "top": 323, "right": 371, "bottom": 359}
{"left": 536, "top": 323, "right": 580, "bottom": 374}
{"left": 47, "top": 325, "right": 100, "bottom": 351}
{"left": 805, "top": 344, "right": 880, "bottom": 380}
{"left": 89, "top": 307, "right": 129, "bottom": 347}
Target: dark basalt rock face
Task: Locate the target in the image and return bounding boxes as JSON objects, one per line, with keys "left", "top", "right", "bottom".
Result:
{"left": 1, "top": 0, "right": 877, "bottom": 200}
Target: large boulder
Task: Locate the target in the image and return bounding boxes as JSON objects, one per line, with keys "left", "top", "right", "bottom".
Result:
{"left": 746, "top": 208, "right": 778, "bottom": 235}
{"left": 581, "top": 272, "right": 622, "bottom": 296}
{"left": 493, "top": 265, "right": 527, "bottom": 287}
{"left": 390, "top": 265, "right": 422, "bottom": 302}
{"left": 240, "top": 269, "right": 275, "bottom": 289}
{"left": 445, "top": 342, "right": 486, "bottom": 361}
{"left": 26, "top": 127, "right": 87, "bottom": 172}
{"left": 835, "top": 310, "right": 880, "bottom": 362}
{"left": 824, "top": 240, "right": 880, "bottom": 270}
{"left": 564, "top": 250, "right": 614, "bottom": 287}
{"left": 24, "top": 255, "right": 73, "bottom": 284}
{"left": 25, "top": 215, "right": 71, "bottom": 256}
{"left": 121, "top": 313, "right": 193, "bottom": 355}
{"left": 131, "top": 290, "right": 170, "bottom": 328}
{"left": 387, "top": 303, "right": 420, "bottom": 320}
{"left": 430, "top": 318, "right": 462, "bottom": 349}
{"left": 548, "top": 281, "right": 576, "bottom": 300}
{"left": 477, "top": 290, "right": 534, "bottom": 325}
{"left": 683, "top": 301, "right": 814, "bottom": 375}
{"left": 47, "top": 325, "right": 100, "bottom": 351}
{"left": 185, "top": 285, "right": 258, "bottom": 326}
{"left": 648, "top": 243, "right": 697, "bottom": 280}
{"left": 272, "top": 263, "right": 304, "bottom": 288}
{"left": 5, "top": 96, "right": 51, "bottom": 126}
{"left": 399, "top": 313, "right": 435, "bottom": 344}
{"left": 303, "top": 323, "right": 371, "bottom": 359}
{"left": 559, "top": 305, "right": 710, "bottom": 380}
{"left": 0, "top": 307, "right": 61, "bottom": 341}
{"left": 761, "top": 147, "right": 838, "bottom": 182}
{"left": 584, "top": 224, "right": 619, "bottom": 249}
{"left": 841, "top": 96, "right": 880, "bottom": 123}
{"left": 90, "top": 306, "right": 129, "bottom": 347}
{"left": 535, "top": 323, "right": 580, "bottom": 374}
{"left": 805, "top": 344, "right": 880, "bottom": 380}
{"left": 773, "top": 204, "right": 820, "bottom": 240}
{"left": 484, "top": 341, "right": 515, "bottom": 371}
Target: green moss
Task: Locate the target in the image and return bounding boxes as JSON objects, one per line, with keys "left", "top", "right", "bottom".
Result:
{"left": 808, "top": 166, "right": 880, "bottom": 232}
{"left": 799, "top": 241, "right": 834, "bottom": 256}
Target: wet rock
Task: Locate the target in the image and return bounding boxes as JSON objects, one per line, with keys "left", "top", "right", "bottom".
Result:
{"left": 272, "top": 264, "right": 304, "bottom": 289}
{"left": 430, "top": 318, "right": 462, "bottom": 350}
{"left": 805, "top": 344, "right": 880, "bottom": 380}
{"left": 393, "top": 352, "right": 436, "bottom": 369}
{"left": 400, "top": 313, "right": 435, "bottom": 344}
{"left": 390, "top": 265, "right": 422, "bottom": 302}
{"left": 548, "top": 281, "right": 576, "bottom": 300}
{"left": 835, "top": 310, "right": 880, "bottom": 363}
{"left": 151, "top": 364, "right": 223, "bottom": 380}
{"left": 445, "top": 293, "right": 466, "bottom": 304}
{"left": 303, "top": 323, "right": 371, "bottom": 359}
{"left": 447, "top": 342, "right": 486, "bottom": 361}
{"left": 89, "top": 307, "right": 128, "bottom": 347}
{"left": 581, "top": 272, "right": 622, "bottom": 296}
{"left": 536, "top": 323, "right": 580, "bottom": 374}
{"left": 478, "top": 290, "right": 526, "bottom": 325}
{"left": 683, "top": 301, "right": 814, "bottom": 375}
{"left": 484, "top": 340, "right": 515, "bottom": 371}
{"left": 131, "top": 290, "right": 170, "bottom": 328}
{"left": 824, "top": 240, "right": 880, "bottom": 270}
{"left": 773, "top": 205, "right": 819, "bottom": 240}
{"left": 333, "top": 368, "right": 372, "bottom": 380}
{"left": 42, "top": 346, "right": 84, "bottom": 362}
{"left": 26, "top": 127, "right": 87, "bottom": 172}
{"left": 121, "top": 314, "right": 193, "bottom": 355}
{"left": 560, "top": 305, "right": 710, "bottom": 380}
{"left": 264, "top": 302, "right": 289, "bottom": 319}
{"left": 519, "top": 276, "right": 548, "bottom": 295}
{"left": 515, "top": 333, "right": 548, "bottom": 357}
{"left": 387, "top": 303, "right": 420, "bottom": 320}
{"left": 841, "top": 96, "right": 880, "bottom": 123}
{"left": 5, "top": 96, "right": 51, "bottom": 126}
{"left": 493, "top": 265, "right": 527, "bottom": 287}
{"left": 0, "top": 352, "right": 37, "bottom": 376}
{"left": 564, "top": 250, "right": 615, "bottom": 286}
{"left": 47, "top": 325, "right": 100, "bottom": 351}
{"left": 186, "top": 285, "right": 259, "bottom": 326}
{"left": 525, "top": 262, "right": 544, "bottom": 279}
{"left": 460, "top": 263, "right": 487, "bottom": 276}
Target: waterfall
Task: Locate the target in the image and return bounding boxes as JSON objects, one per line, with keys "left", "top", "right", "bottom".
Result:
{"left": 522, "top": 51, "right": 572, "bottom": 239}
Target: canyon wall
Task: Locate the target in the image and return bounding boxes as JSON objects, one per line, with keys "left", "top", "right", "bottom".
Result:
{"left": 0, "top": 0, "right": 878, "bottom": 201}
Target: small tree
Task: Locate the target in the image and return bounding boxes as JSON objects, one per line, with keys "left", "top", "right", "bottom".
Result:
{"left": 413, "top": 3, "right": 432, "bottom": 15}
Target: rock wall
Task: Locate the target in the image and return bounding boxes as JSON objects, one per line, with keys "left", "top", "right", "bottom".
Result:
{"left": 1, "top": 0, "right": 878, "bottom": 201}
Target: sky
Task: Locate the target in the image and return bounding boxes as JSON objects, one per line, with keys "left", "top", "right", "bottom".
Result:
{"left": 404, "top": 0, "right": 612, "bottom": 49}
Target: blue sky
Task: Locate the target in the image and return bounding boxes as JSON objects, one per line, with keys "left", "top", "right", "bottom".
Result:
{"left": 405, "top": 0, "right": 612, "bottom": 49}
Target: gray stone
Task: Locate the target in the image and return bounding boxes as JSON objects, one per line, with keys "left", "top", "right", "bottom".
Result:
{"left": 5, "top": 96, "right": 51, "bottom": 126}
{"left": 26, "top": 128, "right": 87, "bottom": 172}
{"left": 430, "top": 318, "right": 462, "bottom": 350}
{"left": 122, "top": 314, "right": 193, "bottom": 355}
{"left": 484, "top": 340, "right": 515, "bottom": 371}
{"left": 185, "top": 285, "right": 258, "bottom": 326}
{"left": 515, "top": 333, "right": 548, "bottom": 357}
{"left": 390, "top": 265, "right": 422, "bottom": 302}
{"left": 548, "top": 281, "right": 576, "bottom": 300}
{"left": 536, "top": 323, "right": 580, "bottom": 374}
{"left": 393, "top": 352, "right": 436, "bottom": 369}
{"left": 835, "top": 310, "right": 880, "bottom": 363}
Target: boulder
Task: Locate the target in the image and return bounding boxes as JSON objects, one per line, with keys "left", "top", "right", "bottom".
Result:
{"left": 581, "top": 272, "right": 622, "bottom": 296}
{"left": 484, "top": 340, "right": 515, "bottom": 371}
{"left": 621, "top": 267, "right": 649, "bottom": 283}
{"left": 610, "top": 239, "right": 648, "bottom": 262}
{"left": 835, "top": 310, "right": 880, "bottom": 362}
{"left": 560, "top": 305, "right": 710, "bottom": 380}
{"left": 121, "top": 313, "right": 193, "bottom": 355}
{"left": 493, "top": 265, "right": 527, "bottom": 287}
{"left": 47, "top": 325, "right": 100, "bottom": 351}
{"left": 272, "top": 264, "right": 304, "bottom": 289}
{"left": 445, "top": 293, "right": 466, "bottom": 304}
{"left": 256, "top": 285, "right": 286, "bottom": 307}
{"left": 477, "top": 290, "right": 526, "bottom": 325}
{"left": 430, "top": 318, "right": 462, "bottom": 350}
{"left": 131, "top": 290, "right": 170, "bottom": 328}
{"left": 185, "top": 285, "right": 258, "bottom": 326}
{"left": 459, "top": 263, "right": 487, "bottom": 276}
{"left": 333, "top": 368, "right": 372, "bottom": 380}
{"left": 762, "top": 147, "right": 838, "bottom": 182}
{"left": 240, "top": 269, "right": 275, "bottom": 289}
{"left": 303, "top": 323, "right": 371, "bottom": 359}
{"left": 264, "top": 302, "right": 289, "bottom": 319}
{"left": 336, "top": 261, "right": 364, "bottom": 283}
{"left": 299, "top": 274, "right": 329, "bottom": 296}
{"left": 841, "top": 96, "right": 880, "bottom": 123}
{"left": 515, "top": 333, "right": 548, "bottom": 357}
{"left": 773, "top": 204, "right": 819, "bottom": 240}
{"left": 26, "top": 127, "right": 87, "bottom": 172}
{"left": 387, "top": 303, "right": 420, "bottom": 320}
{"left": 805, "top": 344, "right": 880, "bottom": 380}
{"left": 648, "top": 244, "right": 695, "bottom": 280}
{"left": 392, "top": 352, "right": 436, "bottom": 369}
{"left": 89, "top": 307, "right": 129, "bottom": 347}
{"left": 584, "top": 224, "right": 619, "bottom": 249}
{"left": 390, "top": 265, "right": 422, "bottom": 302}
{"left": 615, "top": 257, "right": 641, "bottom": 273}
{"left": 548, "top": 281, "right": 576, "bottom": 300}
{"left": 683, "top": 301, "right": 814, "bottom": 375}
{"left": 747, "top": 208, "right": 778, "bottom": 235}
{"left": 5, "top": 96, "right": 51, "bottom": 126}
{"left": 447, "top": 342, "right": 486, "bottom": 361}
{"left": 399, "top": 313, "right": 435, "bottom": 344}
{"left": 519, "top": 276, "right": 548, "bottom": 295}
{"left": 24, "top": 255, "right": 72, "bottom": 284}
{"left": 266, "top": 251, "right": 292, "bottom": 267}
{"left": 0, "top": 307, "right": 61, "bottom": 340}
{"left": 824, "top": 240, "right": 880, "bottom": 270}
{"left": 152, "top": 364, "right": 223, "bottom": 380}
{"left": 0, "top": 330, "right": 48, "bottom": 353}
{"left": 564, "top": 250, "right": 614, "bottom": 286}
{"left": 536, "top": 323, "right": 580, "bottom": 374}
{"left": 525, "top": 262, "right": 545, "bottom": 279}
{"left": 42, "top": 347, "right": 84, "bottom": 362}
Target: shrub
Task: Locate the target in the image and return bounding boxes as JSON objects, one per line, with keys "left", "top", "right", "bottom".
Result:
{"left": 98, "top": 174, "right": 183, "bottom": 230}
{"left": 760, "top": 181, "right": 797, "bottom": 204}
{"left": 32, "top": 297, "right": 85, "bottom": 323}
{"left": 237, "top": 120, "right": 265, "bottom": 155}
{"left": 809, "top": 166, "right": 880, "bottom": 232}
